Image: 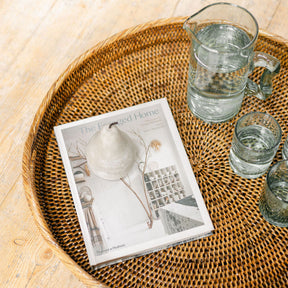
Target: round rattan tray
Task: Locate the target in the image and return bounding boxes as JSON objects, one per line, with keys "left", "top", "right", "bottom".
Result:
{"left": 23, "top": 18, "right": 288, "bottom": 287}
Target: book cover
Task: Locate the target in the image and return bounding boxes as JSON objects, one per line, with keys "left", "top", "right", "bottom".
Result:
{"left": 54, "top": 98, "right": 214, "bottom": 268}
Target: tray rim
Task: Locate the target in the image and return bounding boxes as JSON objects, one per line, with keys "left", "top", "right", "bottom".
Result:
{"left": 22, "top": 17, "right": 288, "bottom": 287}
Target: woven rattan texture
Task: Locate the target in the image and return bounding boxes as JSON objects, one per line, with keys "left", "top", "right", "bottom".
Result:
{"left": 23, "top": 20, "right": 288, "bottom": 287}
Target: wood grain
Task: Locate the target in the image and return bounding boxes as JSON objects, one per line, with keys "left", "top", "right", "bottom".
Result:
{"left": 1, "top": 0, "right": 287, "bottom": 287}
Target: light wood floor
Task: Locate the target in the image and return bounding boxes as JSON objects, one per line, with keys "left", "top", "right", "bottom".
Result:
{"left": 1, "top": 0, "right": 287, "bottom": 287}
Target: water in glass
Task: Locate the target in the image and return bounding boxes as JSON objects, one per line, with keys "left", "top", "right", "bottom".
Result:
{"left": 259, "top": 181, "right": 288, "bottom": 227}
{"left": 229, "top": 125, "right": 277, "bottom": 178}
{"left": 282, "top": 137, "right": 288, "bottom": 159}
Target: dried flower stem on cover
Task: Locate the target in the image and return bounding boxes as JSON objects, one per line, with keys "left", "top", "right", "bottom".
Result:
{"left": 120, "top": 133, "right": 153, "bottom": 229}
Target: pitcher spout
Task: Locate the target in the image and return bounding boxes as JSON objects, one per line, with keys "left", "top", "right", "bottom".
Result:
{"left": 183, "top": 3, "right": 213, "bottom": 41}
{"left": 183, "top": 19, "right": 197, "bottom": 41}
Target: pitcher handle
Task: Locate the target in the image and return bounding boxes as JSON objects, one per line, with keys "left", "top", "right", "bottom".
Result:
{"left": 245, "top": 51, "right": 280, "bottom": 100}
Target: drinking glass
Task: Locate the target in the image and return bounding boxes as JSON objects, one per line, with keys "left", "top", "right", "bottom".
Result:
{"left": 229, "top": 112, "right": 282, "bottom": 179}
{"left": 282, "top": 136, "right": 288, "bottom": 159}
{"left": 183, "top": 3, "right": 280, "bottom": 123}
{"left": 259, "top": 160, "right": 288, "bottom": 227}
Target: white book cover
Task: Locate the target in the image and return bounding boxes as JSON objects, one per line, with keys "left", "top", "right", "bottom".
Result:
{"left": 54, "top": 98, "right": 214, "bottom": 268}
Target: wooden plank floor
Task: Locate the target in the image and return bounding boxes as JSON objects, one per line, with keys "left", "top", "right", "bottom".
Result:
{"left": 1, "top": 0, "right": 287, "bottom": 287}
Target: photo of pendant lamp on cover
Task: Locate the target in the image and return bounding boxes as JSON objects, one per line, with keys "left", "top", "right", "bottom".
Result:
{"left": 86, "top": 122, "right": 154, "bottom": 229}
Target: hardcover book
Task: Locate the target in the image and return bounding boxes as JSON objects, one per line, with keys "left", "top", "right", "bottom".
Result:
{"left": 54, "top": 98, "right": 214, "bottom": 268}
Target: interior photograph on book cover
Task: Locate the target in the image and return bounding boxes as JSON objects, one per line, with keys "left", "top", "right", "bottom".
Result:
{"left": 54, "top": 98, "right": 213, "bottom": 267}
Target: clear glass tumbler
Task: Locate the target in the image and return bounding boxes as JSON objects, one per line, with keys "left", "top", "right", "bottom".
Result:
{"left": 282, "top": 136, "right": 288, "bottom": 159}
{"left": 259, "top": 160, "right": 288, "bottom": 227}
{"left": 229, "top": 112, "right": 282, "bottom": 179}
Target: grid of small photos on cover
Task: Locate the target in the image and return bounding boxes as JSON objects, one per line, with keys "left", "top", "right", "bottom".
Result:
{"left": 144, "top": 165, "right": 186, "bottom": 219}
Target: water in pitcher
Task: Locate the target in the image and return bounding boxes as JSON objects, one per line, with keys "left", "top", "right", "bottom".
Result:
{"left": 188, "top": 24, "right": 252, "bottom": 122}
{"left": 229, "top": 125, "right": 277, "bottom": 178}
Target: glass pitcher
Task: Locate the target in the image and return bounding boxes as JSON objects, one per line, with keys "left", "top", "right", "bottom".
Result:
{"left": 183, "top": 2, "right": 280, "bottom": 123}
